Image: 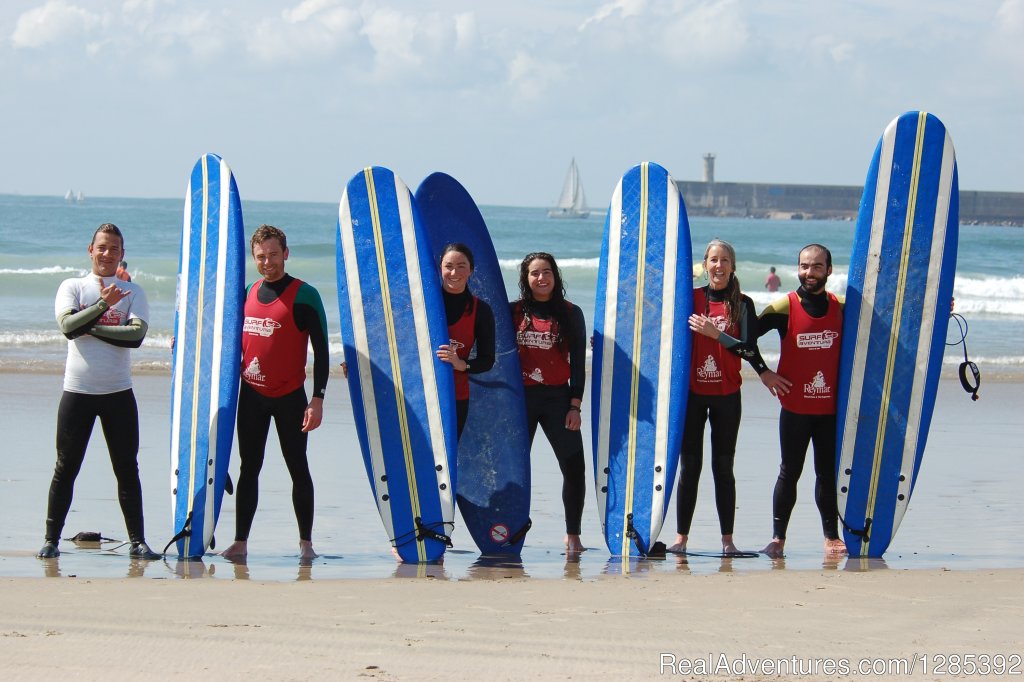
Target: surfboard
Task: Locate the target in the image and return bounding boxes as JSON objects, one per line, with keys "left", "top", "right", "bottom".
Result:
{"left": 415, "top": 172, "right": 532, "bottom": 555}
{"left": 336, "top": 166, "right": 458, "bottom": 563}
{"left": 592, "top": 161, "right": 693, "bottom": 557}
{"left": 170, "top": 153, "right": 246, "bottom": 559}
{"left": 836, "top": 111, "right": 959, "bottom": 557}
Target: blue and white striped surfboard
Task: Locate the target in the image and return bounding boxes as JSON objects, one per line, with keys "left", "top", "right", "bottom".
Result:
{"left": 836, "top": 111, "right": 959, "bottom": 557}
{"left": 170, "top": 153, "right": 246, "bottom": 559}
{"left": 415, "top": 172, "right": 532, "bottom": 556}
{"left": 592, "top": 162, "right": 693, "bottom": 557}
{"left": 336, "top": 166, "right": 458, "bottom": 563}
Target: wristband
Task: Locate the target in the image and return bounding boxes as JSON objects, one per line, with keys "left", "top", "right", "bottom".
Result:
{"left": 568, "top": 405, "right": 580, "bottom": 412}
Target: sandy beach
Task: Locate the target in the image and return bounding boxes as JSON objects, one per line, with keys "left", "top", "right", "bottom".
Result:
{"left": 1, "top": 370, "right": 1021, "bottom": 679}
{"left": 2, "top": 569, "right": 1022, "bottom": 680}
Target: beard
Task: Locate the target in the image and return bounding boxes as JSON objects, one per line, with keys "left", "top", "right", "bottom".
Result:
{"left": 799, "top": 274, "right": 828, "bottom": 294}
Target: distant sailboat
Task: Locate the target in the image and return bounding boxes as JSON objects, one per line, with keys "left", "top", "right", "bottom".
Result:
{"left": 64, "top": 189, "right": 74, "bottom": 202}
{"left": 76, "top": 190, "right": 85, "bottom": 203}
{"left": 548, "top": 158, "right": 590, "bottom": 219}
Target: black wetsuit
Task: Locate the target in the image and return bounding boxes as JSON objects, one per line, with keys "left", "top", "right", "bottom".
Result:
{"left": 676, "top": 289, "right": 766, "bottom": 536}
{"left": 235, "top": 275, "right": 328, "bottom": 543}
{"left": 513, "top": 300, "right": 587, "bottom": 536}
{"left": 757, "top": 286, "right": 841, "bottom": 541}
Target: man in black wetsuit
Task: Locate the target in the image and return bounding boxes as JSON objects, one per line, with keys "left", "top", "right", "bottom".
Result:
{"left": 220, "top": 225, "right": 329, "bottom": 562}
{"left": 753, "top": 244, "right": 848, "bottom": 558}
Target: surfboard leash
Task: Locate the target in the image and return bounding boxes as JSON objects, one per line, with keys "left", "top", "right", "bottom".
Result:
{"left": 947, "top": 312, "right": 980, "bottom": 401}
{"left": 503, "top": 518, "right": 533, "bottom": 548}
{"left": 162, "top": 511, "right": 193, "bottom": 556}
{"left": 837, "top": 511, "right": 871, "bottom": 543}
{"left": 391, "top": 519, "right": 455, "bottom": 550}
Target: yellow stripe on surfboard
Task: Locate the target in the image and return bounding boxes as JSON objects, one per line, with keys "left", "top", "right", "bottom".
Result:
{"left": 861, "top": 112, "right": 928, "bottom": 555}
{"left": 184, "top": 154, "right": 212, "bottom": 556}
{"left": 620, "top": 162, "right": 649, "bottom": 556}
{"left": 364, "top": 168, "right": 426, "bottom": 562}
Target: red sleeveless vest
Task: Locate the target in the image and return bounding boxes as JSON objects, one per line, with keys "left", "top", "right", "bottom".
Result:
{"left": 689, "top": 287, "right": 742, "bottom": 396}
{"left": 513, "top": 301, "right": 571, "bottom": 387}
{"left": 778, "top": 291, "right": 842, "bottom": 415}
{"left": 241, "top": 279, "right": 308, "bottom": 397}
{"left": 448, "top": 296, "right": 478, "bottom": 401}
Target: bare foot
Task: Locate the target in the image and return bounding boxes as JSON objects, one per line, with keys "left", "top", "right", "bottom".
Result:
{"left": 721, "top": 535, "right": 740, "bottom": 555}
{"left": 299, "top": 540, "right": 318, "bottom": 561}
{"left": 666, "top": 533, "right": 688, "bottom": 554}
{"left": 761, "top": 538, "right": 785, "bottom": 558}
{"left": 220, "top": 540, "right": 247, "bottom": 560}
{"left": 565, "top": 534, "right": 586, "bottom": 554}
{"left": 824, "top": 537, "right": 848, "bottom": 555}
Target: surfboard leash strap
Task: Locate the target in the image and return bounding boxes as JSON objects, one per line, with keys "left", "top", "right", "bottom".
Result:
{"left": 414, "top": 517, "right": 454, "bottom": 548}
{"left": 947, "top": 312, "right": 980, "bottom": 401}
{"left": 162, "top": 512, "right": 193, "bottom": 555}
{"left": 838, "top": 511, "right": 871, "bottom": 543}
{"left": 503, "top": 518, "right": 533, "bottom": 548}
{"left": 625, "top": 513, "right": 649, "bottom": 558}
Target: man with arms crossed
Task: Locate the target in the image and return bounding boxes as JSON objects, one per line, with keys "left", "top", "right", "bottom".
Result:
{"left": 755, "top": 244, "right": 847, "bottom": 558}
{"left": 39, "top": 223, "right": 159, "bottom": 560}
{"left": 221, "top": 225, "right": 328, "bottom": 562}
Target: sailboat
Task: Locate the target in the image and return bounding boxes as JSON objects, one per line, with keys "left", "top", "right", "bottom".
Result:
{"left": 548, "top": 158, "right": 590, "bottom": 219}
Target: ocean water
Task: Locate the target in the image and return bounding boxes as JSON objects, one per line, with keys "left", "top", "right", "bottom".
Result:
{"left": 1, "top": 193, "right": 1022, "bottom": 377}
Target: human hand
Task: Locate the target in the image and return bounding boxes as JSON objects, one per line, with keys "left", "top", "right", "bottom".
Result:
{"left": 436, "top": 344, "right": 466, "bottom": 371}
{"left": 301, "top": 397, "right": 323, "bottom": 432}
{"left": 760, "top": 370, "right": 792, "bottom": 397}
{"left": 565, "top": 405, "right": 581, "bottom": 431}
{"left": 98, "top": 277, "right": 129, "bottom": 306}
{"left": 688, "top": 313, "right": 719, "bottom": 339}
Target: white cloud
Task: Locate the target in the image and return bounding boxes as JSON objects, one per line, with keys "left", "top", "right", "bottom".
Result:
{"left": 507, "top": 51, "right": 566, "bottom": 102}
{"left": 360, "top": 7, "right": 422, "bottom": 72}
{"left": 660, "top": 0, "right": 750, "bottom": 64}
{"left": 992, "top": 0, "right": 1024, "bottom": 67}
{"left": 11, "top": 0, "right": 102, "bottom": 49}
{"left": 579, "top": 0, "right": 647, "bottom": 32}
{"left": 247, "top": 0, "right": 358, "bottom": 62}
{"left": 453, "top": 12, "right": 476, "bottom": 51}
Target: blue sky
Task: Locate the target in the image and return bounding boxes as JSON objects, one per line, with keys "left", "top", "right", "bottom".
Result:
{"left": 2, "top": 0, "right": 1021, "bottom": 206}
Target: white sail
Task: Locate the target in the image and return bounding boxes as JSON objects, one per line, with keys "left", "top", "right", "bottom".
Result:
{"left": 65, "top": 189, "right": 74, "bottom": 201}
{"left": 548, "top": 158, "right": 590, "bottom": 218}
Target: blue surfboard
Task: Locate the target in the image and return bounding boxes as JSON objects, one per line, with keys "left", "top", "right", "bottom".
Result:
{"left": 592, "top": 161, "right": 693, "bottom": 557}
{"left": 170, "top": 153, "right": 246, "bottom": 558}
{"left": 836, "top": 111, "right": 959, "bottom": 557}
{"left": 336, "top": 166, "right": 458, "bottom": 563}
{"left": 415, "top": 172, "right": 532, "bottom": 555}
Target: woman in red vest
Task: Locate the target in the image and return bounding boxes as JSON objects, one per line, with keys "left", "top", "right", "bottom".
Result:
{"left": 511, "top": 252, "right": 587, "bottom": 554}
{"left": 670, "top": 239, "right": 769, "bottom": 556}
{"left": 434, "top": 243, "right": 495, "bottom": 438}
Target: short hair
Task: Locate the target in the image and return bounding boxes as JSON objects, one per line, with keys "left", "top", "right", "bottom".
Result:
{"left": 800, "top": 243, "right": 832, "bottom": 268}
{"left": 92, "top": 223, "right": 124, "bottom": 250}
{"left": 251, "top": 224, "right": 288, "bottom": 254}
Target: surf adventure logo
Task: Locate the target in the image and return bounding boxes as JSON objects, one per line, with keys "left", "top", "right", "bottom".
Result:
{"left": 243, "top": 317, "right": 282, "bottom": 337}
{"left": 803, "top": 370, "right": 832, "bottom": 398}
{"left": 516, "top": 329, "right": 558, "bottom": 350}
{"left": 243, "top": 357, "right": 266, "bottom": 384}
{"left": 526, "top": 367, "right": 545, "bottom": 383}
{"left": 448, "top": 339, "right": 465, "bottom": 353}
{"left": 796, "top": 330, "right": 839, "bottom": 350}
{"left": 696, "top": 355, "right": 722, "bottom": 382}
{"left": 96, "top": 308, "right": 127, "bottom": 327}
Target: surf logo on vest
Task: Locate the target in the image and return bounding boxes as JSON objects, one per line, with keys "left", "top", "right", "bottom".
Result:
{"left": 696, "top": 355, "right": 722, "bottom": 382}
{"left": 516, "top": 329, "right": 558, "bottom": 350}
{"left": 243, "top": 356, "right": 266, "bottom": 384}
{"left": 527, "top": 367, "right": 545, "bottom": 383}
{"left": 803, "top": 370, "right": 832, "bottom": 399}
{"left": 243, "top": 317, "right": 283, "bottom": 337}
{"left": 796, "top": 329, "right": 839, "bottom": 350}
{"left": 448, "top": 339, "right": 465, "bottom": 353}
